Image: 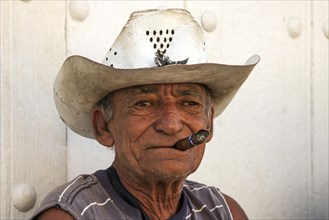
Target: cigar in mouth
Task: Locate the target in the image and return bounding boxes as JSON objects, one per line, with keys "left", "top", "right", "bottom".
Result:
{"left": 174, "top": 129, "right": 209, "bottom": 151}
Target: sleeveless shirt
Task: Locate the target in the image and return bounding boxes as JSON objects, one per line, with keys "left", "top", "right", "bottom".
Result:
{"left": 31, "top": 169, "right": 233, "bottom": 220}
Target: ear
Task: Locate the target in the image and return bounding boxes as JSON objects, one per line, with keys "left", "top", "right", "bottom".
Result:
{"left": 91, "top": 107, "right": 115, "bottom": 148}
{"left": 206, "top": 106, "right": 215, "bottom": 143}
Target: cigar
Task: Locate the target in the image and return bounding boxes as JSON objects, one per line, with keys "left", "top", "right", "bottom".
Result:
{"left": 174, "top": 129, "right": 209, "bottom": 151}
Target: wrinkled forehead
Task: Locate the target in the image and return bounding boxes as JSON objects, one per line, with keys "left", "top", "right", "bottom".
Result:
{"left": 115, "top": 83, "right": 209, "bottom": 98}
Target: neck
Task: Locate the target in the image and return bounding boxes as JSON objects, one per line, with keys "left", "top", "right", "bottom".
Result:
{"left": 113, "top": 164, "right": 185, "bottom": 220}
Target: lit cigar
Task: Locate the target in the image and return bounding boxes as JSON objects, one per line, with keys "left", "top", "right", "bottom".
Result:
{"left": 174, "top": 129, "right": 209, "bottom": 151}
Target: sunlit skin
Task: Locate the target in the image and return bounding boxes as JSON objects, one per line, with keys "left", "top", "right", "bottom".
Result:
{"left": 93, "top": 83, "right": 213, "bottom": 219}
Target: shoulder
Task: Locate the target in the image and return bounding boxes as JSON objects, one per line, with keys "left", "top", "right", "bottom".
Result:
{"left": 35, "top": 208, "right": 74, "bottom": 220}
{"left": 183, "top": 180, "right": 226, "bottom": 203}
{"left": 222, "top": 194, "right": 248, "bottom": 220}
{"left": 183, "top": 180, "right": 248, "bottom": 220}
{"left": 43, "top": 174, "right": 102, "bottom": 205}
{"left": 31, "top": 172, "right": 108, "bottom": 220}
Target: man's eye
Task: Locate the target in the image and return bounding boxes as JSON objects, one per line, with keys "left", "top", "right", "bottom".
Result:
{"left": 135, "top": 101, "right": 152, "bottom": 107}
{"left": 183, "top": 101, "right": 200, "bottom": 106}
{"left": 180, "top": 101, "right": 203, "bottom": 114}
{"left": 130, "top": 100, "right": 155, "bottom": 116}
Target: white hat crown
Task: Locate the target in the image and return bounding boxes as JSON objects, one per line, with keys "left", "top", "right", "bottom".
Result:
{"left": 102, "top": 9, "right": 207, "bottom": 69}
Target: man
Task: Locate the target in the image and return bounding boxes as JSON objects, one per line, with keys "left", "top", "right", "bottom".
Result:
{"left": 32, "top": 8, "right": 259, "bottom": 220}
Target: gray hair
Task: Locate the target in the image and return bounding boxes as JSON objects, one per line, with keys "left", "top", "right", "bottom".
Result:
{"left": 99, "top": 86, "right": 213, "bottom": 122}
{"left": 99, "top": 92, "right": 115, "bottom": 122}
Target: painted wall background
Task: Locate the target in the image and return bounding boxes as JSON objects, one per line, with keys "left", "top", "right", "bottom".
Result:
{"left": 1, "top": 1, "right": 328, "bottom": 219}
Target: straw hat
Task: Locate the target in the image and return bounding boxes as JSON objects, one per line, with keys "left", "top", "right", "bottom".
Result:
{"left": 54, "top": 8, "right": 260, "bottom": 138}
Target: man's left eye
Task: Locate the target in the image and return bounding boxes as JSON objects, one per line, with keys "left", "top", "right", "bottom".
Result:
{"left": 179, "top": 100, "right": 203, "bottom": 114}
{"left": 183, "top": 101, "right": 200, "bottom": 106}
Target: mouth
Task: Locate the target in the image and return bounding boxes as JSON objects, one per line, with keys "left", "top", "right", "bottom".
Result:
{"left": 146, "top": 145, "right": 176, "bottom": 150}
{"left": 145, "top": 143, "right": 189, "bottom": 152}
{"left": 145, "top": 130, "right": 209, "bottom": 151}
{"left": 144, "top": 129, "right": 209, "bottom": 151}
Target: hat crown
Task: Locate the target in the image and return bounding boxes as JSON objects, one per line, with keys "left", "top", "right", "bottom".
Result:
{"left": 102, "top": 9, "right": 207, "bottom": 68}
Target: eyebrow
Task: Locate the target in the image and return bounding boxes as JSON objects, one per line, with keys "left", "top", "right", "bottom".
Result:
{"left": 131, "top": 86, "right": 158, "bottom": 94}
{"left": 177, "top": 89, "right": 202, "bottom": 99}
{"left": 127, "top": 85, "right": 204, "bottom": 99}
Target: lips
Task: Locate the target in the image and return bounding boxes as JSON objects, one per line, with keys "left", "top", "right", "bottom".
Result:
{"left": 143, "top": 134, "right": 193, "bottom": 150}
{"left": 146, "top": 145, "right": 176, "bottom": 149}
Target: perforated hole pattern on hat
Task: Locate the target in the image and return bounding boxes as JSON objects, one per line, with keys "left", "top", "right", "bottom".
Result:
{"left": 104, "top": 28, "right": 177, "bottom": 67}
{"left": 146, "top": 29, "right": 174, "bottom": 55}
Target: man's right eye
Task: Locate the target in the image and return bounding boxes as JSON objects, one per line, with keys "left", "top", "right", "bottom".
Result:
{"left": 135, "top": 101, "right": 152, "bottom": 107}
{"left": 131, "top": 100, "right": 155, "bottom": 116}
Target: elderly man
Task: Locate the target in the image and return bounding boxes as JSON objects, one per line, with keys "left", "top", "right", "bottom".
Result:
{"left": 32, "top": 8, "right": 259, "bottom": 220}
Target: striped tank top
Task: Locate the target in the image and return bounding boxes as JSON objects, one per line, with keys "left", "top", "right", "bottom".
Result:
{"left": 31, "top": 168, "right": 233, "bottom": 220}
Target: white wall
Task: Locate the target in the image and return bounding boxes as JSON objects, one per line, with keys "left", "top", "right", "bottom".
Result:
{"left": 0, "top": 1, "right": 67, "bottom": 219}
{"left": 1, "top": 1, "right": 328, "bottom": 219}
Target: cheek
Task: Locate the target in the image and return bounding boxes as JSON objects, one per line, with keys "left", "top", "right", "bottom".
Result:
{"left": 110, "top": 117, "right": 149, "bottom": 158}
{"left": 188, "top": 113, "right": 210, "bottom": 130}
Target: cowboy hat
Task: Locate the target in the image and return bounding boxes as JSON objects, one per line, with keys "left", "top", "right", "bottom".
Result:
{"left": 54, "top": 8, "right": 260, "bottom": 138}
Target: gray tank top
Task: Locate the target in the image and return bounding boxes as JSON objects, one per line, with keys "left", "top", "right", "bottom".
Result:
{"left": 31, "top": 169, "right": 233, "bottom": 220}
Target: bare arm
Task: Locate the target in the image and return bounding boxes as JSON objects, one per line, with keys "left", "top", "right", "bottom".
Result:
{"left": 35, "top": 208, "right": 74, "bottom": 220}
{"left": 223, "top": 194, "right": 248, "bottom": 220}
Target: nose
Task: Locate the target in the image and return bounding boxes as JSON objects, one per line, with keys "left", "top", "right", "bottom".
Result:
{"left": 154, "top": 103, "right": 184, "bottom": 135}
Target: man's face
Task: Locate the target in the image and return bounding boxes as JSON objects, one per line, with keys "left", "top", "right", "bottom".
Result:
{"left": 107, "top": 83, "right": 213, "bottom": 182}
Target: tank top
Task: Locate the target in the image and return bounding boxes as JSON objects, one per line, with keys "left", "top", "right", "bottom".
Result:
{"left": 31, "top": 168, "right": 233, "bottom": 220}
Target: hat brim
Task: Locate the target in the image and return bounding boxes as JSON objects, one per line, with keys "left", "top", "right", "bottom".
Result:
{"left": 54, "top": 55, "right": 260, "bottom": 138}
